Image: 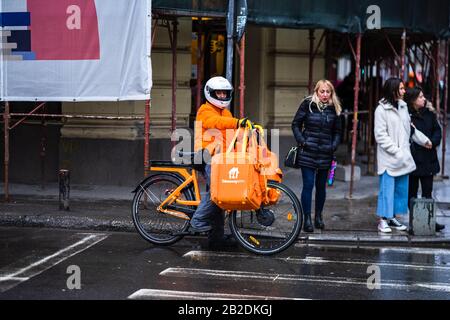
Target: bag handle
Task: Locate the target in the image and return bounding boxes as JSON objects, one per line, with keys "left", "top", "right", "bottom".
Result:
{"left": 249, "top": 125, "right": 268, "bottom": 189}
{"left": 226, "top": 121, "right": 253, "bottom": 155}
{"left": 249, "top": 125, "right": 269, "bottom": 163}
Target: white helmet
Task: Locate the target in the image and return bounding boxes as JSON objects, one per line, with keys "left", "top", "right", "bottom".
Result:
{"left": 204, "top": 76, "right": 233, "bottom": 109}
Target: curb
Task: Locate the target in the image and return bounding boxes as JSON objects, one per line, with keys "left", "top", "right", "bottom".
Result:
{"left": 1, "top": 214, "right": 450, "bottom": 247}
{"left": 295, "top": 233, "right": 450, "bottom": 247}
{"left": 0, "top": 214, "right": 135, "bottom": 233}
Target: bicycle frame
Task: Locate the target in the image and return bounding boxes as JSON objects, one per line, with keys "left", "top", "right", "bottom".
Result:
{"left": 149, "top": 166, "right": 201, "bottom": 220}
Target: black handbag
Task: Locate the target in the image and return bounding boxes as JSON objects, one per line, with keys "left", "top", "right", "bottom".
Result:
{"left": 284, "top": 146, "right": 300, "bottom": 168}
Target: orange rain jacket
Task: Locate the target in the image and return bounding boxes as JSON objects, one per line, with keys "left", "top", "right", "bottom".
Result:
{"left": 194, "top": 102, "right": 239, "bottom": 156}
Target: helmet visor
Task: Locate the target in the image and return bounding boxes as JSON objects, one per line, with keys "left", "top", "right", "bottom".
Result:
{"left": 210, "top": 89, "right": 233, "bottom": 102}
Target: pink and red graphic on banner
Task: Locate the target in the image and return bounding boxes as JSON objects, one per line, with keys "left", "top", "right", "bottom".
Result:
{"left": 28, "top": 0, "right": 100, "bottom": 60}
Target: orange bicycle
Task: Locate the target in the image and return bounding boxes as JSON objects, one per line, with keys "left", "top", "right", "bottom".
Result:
{"left": 131, "top": 128, "right": 303, "bottom": 255}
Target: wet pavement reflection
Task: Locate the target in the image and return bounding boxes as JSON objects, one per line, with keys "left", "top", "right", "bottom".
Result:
{"left": 0, "top": 226, "right": 449, "bottom": 300}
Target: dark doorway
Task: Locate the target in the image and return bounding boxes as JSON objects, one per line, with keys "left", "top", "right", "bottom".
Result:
{"left": 190, "top": 19, "right": 234, "bottom": 127}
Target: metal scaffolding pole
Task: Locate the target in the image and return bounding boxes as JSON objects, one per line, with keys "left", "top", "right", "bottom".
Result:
{"left": 196, "top": 21, "right": 203, "bottom": 110}
{"left": 400, "top": 29, "right": 406, "bottom": 79}
{"left": 145, "top": 16, "right": 159, "bottom": 177}
{"left": 308, "top": 29, "right": 315, "bottom": 94}
{"left": 239, "top": 32, "right": 246, "bottom": 118}
{"left": 442, "top": 40, "right": 449, "bottom": 178}
{"left": 349, "top": 33, "right": 362, "bottom": 199}
{"left": 435, "top": 40, "right": 441, "bottom": 118}
{"left": 171, "top": 19, "right": 178, "bottom": 140}
{"left": 367, "top": 68, "right": 375, "bottom": 175}
{"left": 40, "top": 103, "right": 47, "bottom": 189}
{"left": 226, "top": 0, "right": 235, "bottom": 83}
{"left": 144, "top": 99, "right": 151, "bottom": 176}
{"left": 3, "top": 102, "right": 10, "bottom": 202}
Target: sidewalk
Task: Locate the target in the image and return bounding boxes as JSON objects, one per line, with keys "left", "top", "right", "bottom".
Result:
{"left": 1, "top": 172, "right": 450, "bottom": 247}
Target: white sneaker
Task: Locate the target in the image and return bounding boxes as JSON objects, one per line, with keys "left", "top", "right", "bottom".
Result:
{"left": 388, "top": 218, "right": 408, "bottom": 231}
{"left": 378, "top": 219, "right": 392, "bottom": 233}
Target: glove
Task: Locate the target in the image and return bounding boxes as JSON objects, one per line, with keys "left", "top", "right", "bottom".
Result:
{"left": 238, "top": 117, "right": 249, "bottom": 128}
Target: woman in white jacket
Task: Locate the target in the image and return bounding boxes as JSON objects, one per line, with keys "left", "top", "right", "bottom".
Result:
{"left": 374, "top": 78, "right": 431, "bottom": 233}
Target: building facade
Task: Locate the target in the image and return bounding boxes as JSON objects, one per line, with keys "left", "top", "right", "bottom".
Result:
{"left": 3, "top": 18, "right": 327, "bottom": 186}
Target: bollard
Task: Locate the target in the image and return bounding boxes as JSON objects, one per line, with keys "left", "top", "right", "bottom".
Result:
{"left": 409, "top": 198, "right": 436, "bottom": 236}
{"left": 59, "top": 169, "right": 70, "bottom": 211}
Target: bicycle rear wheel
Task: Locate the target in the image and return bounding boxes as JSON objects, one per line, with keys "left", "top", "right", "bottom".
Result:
{"left": 229, "top": 181, "right": 302, "bottom": 255}
{"left": 131, "top": 174, "right": 194, "bottom": 245}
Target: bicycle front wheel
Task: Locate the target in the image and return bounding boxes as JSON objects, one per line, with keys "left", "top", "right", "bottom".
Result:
{"left": 132, "top": 173, "right": 194, "bottom": 245}
{"left": 229, "top": 181, "right": 303, "bottom": 255}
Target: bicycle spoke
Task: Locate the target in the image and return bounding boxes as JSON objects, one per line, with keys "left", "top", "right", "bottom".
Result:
{"left": 139, "top": 184, "right": 161, "bottom": 206}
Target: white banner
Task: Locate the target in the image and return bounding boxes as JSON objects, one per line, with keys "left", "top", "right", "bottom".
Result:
{"left": 0, "top": 0, "right": 151, "bottom": 101}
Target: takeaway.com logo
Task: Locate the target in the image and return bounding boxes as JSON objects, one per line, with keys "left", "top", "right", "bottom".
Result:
{"left": 1, "top": 0, "right": 100, "bottom": 61}
{"left": 222, "top": 167, "right": 244, "bottom": 184}
{"left": 228, "top": 167, "right": 239, "bottom": 180}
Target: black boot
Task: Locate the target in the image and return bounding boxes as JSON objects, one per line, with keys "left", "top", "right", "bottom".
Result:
{"left": 436, "top": 222, "right": 445, "bottom": 232}
{"left": 303, "top": 213, "right": 314, "bottom": 233}
{"left": 314, "top": 212, "right": 325, "bottom": 230}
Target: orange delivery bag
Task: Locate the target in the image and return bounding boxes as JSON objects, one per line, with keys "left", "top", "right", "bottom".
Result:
{"left": 210, "top": 127, "right": 263, "bottom": 211}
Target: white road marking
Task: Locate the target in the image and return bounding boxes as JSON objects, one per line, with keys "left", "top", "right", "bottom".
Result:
{"left": 378, "top": 247, "right": 450, "bottom": 255}
{"left": 0, "top": 277, "right": 28, "bottom": 281}
{"left": 127, "top": 288, "right": 308, "bottom": 300}
{"left": 295, "top": 243, "right": 450, "bottom": 256}
{"left": 160, "top": 267, "right": 450, "bottom": 293}
{"left": 183, "top": 250, "right": 450, "bottom": 271}
{"left": 296, "top": 256, "right": 450, "bottom": 271}
{"left": 0, "top": 233, "right": 108, "bottom": 293}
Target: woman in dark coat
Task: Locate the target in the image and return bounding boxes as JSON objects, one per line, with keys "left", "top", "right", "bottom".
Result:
{"left": 405, "top": 86, "right": 445, "bottom": 232}
{"left": 292, "top": 79, "right": 342, "bottom": 232}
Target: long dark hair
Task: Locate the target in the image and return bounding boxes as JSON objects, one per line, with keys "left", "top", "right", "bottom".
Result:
{"left": 382, "top": 77, "right": 403, "bottom": 106}
{"left": 404, "top": 86, "right": 423, "bottom": 112}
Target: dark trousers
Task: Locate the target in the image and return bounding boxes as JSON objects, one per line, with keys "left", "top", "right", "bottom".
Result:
{"left": 300, "top": 166, "right": 328, "bottom": 216}
{"left": 408, "top": 175, "right": 434, "bottom": 206}
{"left": 190, "top": 164, "right": 225, "bottom": 241}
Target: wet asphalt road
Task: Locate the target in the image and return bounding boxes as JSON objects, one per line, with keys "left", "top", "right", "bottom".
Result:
{"left": 0, "top": 226, "right": 450, "bottom": 300}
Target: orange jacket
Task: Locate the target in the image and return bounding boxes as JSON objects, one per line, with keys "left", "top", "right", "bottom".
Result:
{"left": 194, "top": 102, "right": 239, "bottom": 155}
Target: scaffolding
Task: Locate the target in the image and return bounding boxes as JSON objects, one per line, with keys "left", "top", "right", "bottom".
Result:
{"left": 3, "top": 0, "right": 450, "bottom": 201}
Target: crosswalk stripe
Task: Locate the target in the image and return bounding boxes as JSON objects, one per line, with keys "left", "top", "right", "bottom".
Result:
{"left": 0, "top": 277, "right": 28, "bottom": 281}
{"left": 183, "top": 250, "right": 450, "bottom": 271}
{"left": 295, "top": 243, "right": 450, "bottom": 255}
{"left": 127, "top": 288, "right": 308, "bottom": 300}
{"left": 160, "top": 267, "right": 450, "bottom": 293}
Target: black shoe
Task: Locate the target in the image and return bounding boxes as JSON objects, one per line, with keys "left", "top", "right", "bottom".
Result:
{"left": 208, "top": 235, "right": 238, "bottom": 250}
{"left": 303, "top": 213, "right": 314, "bottom": 233}
{"left": 314, "top": 213, "right": 325, "bottom": 229}
{"left": 189, "top": 224, "right": 212, "bottom": 233}
{"left": 436, "top": 222, "right": 445, "bottom": 232}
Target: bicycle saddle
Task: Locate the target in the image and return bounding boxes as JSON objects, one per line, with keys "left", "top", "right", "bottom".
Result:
{"left": 175, "top": 149, "right": 210, "bottom": 172}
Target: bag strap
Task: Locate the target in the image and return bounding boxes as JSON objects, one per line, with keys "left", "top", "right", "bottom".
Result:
{"left": 249, "top": 126, "right": 267, "bottom": 163}
{"left": 226, "top": 125, "right": 252, "bottom": 155}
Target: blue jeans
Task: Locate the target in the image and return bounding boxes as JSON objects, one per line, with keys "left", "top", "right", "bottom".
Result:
{"left": 376, "top": 172, "right": 409, "bottom": 219}
{"left": 300, "top": 166, "right": 328, "bottom": 216}
{"left": 190, "top": 164, "right": 224, "bottom": 241}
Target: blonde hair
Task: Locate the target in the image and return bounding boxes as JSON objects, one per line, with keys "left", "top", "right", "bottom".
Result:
{"left": 311, "top": 79, "right": 342, "bottom": 116}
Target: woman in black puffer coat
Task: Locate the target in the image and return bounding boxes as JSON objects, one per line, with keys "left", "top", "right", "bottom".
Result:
{"left": 405, "top": 86, "right": 445, "bottom": 232}
{"left": 292, "top": 80, "right": 342, "bottom": 232}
